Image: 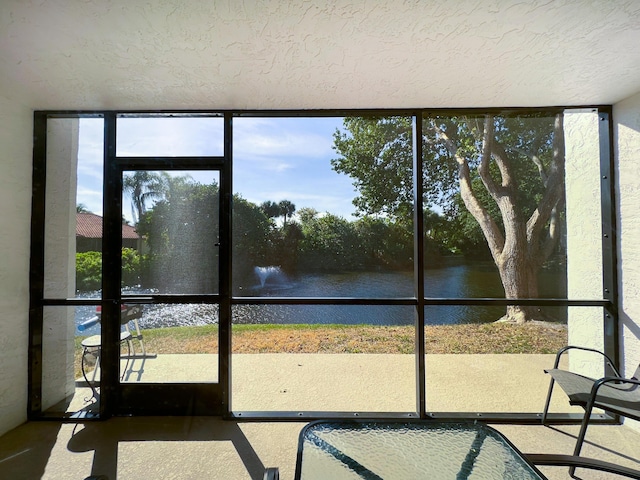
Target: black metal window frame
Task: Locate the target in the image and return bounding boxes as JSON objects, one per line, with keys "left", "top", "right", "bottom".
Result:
{"left": 29, "top": 107, "right": 617, "bottom": 424}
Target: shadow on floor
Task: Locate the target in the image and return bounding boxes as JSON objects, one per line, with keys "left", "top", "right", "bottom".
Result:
{"left": 66, "top": 417, "right": 267, "bottom": 480}
{"left": 0, "top": 421, "right": 62, "bottom": 480}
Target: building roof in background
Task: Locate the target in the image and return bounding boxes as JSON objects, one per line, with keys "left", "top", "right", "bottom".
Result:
{"left": 76, "top": 212, "right": 139, "bottom": 239}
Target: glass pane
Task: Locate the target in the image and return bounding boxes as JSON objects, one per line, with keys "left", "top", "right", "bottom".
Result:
{"left": 236, "top": 270, "right": 414, "bottom": 301}
{"left": 232, "top": 305, "right": 415, "bottom": 412}
{"left": 422, "top": 305, "right": 594, "bottom": 415}
{"left": 420, "top": 112, "right": 591, "bottom": 314}
{"left": 232, "top": 116, "right": 414, "bottom": 297}
{"left": 116, "top": 117, "right": 224, "bottom": 157}
{"left": 298, "top": 422, "right": 544, "bottom": 480}
{"left": 124, "top": 170, "right": 220, "bottom": 295}
{"left": 45, "top": 118, "right": 104, "bottom": 300}
{"left": 234, "top": 303, "right": 414, "bottom": 326}
{"left": 43, "top": 305, "right": 100, "bottom": 416}
{"left": 119, "top": 302, "right": 219, "bottom": 384}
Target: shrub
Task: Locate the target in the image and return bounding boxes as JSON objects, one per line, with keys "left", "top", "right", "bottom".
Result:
{"left": 121, "top": 247, "right": 141, "bottom": 287}
{"left": 76, "top": 248, "right": 142, "bottom": 292}
{"left": 76, "top": 251, "right": 102, "bottom": 291}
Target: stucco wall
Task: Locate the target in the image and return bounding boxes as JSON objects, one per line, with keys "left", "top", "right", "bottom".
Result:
{"left": 0, "top": 95, "right": 32, "bottom": 436}
{"left": 614, "top": 91, "right": 640, "bottom": 431}
{"left": 564, "top": 110, "right": 605, "bottom": 377}
{"left": 41, "top": 119, "right": 79, "bottom": 410}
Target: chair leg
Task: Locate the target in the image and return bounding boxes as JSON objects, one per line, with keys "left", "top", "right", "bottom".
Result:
{"left": 81, "top": 346, "right": 100, "bottom": 401}
{"left": 542, "top": 377, "right": 555, "bottom": 424}
{"left": 569, "top": 402, "right": 594, "bottom": 478}
{"left": 120, "top": 340, "right": 132, "bottom": 381}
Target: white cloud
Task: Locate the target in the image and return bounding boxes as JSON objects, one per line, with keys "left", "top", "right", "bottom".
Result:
{"left": 233, "top": 117, "right": 339, "bottom": 160}
{"left": 76, "top": 116, "right": 357, "bottom": 220}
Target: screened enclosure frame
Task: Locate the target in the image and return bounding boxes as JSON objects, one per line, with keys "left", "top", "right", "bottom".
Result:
{"left": 29, "top": 106, "right": 618, "bottom": 423}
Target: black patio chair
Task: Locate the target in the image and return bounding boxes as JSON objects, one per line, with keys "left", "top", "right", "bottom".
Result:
{"left": 539, "top": 345, "right": 640, "bottom": 478}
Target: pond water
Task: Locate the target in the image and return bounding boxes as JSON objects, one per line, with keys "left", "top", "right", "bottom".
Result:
{"left": 75, "top": 261, "right": 566, "bottom": 334}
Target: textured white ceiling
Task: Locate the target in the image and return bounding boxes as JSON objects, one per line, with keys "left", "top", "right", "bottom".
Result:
{"left": 2, "top": 0, "right": 640, "bottom": 110}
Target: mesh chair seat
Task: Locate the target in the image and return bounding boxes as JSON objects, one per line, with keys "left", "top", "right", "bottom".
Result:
{"left": 545, "top": 368, "right": 640, "bottom": 419}
{"left": 540, "top": 346, "right": 640, "bottom": 478}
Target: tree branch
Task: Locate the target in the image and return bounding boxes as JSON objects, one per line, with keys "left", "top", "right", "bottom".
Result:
{"left": 477, "top": 116, "right": 500, "bottom": 201}
{"left": 514, "top": 148, "right": 549, "bottom": 185}
{"left": 430, "top": 118, "right": 505, "bottom": 259}
{"left": 526, "top": 113, "right": 565, "bottom": 260}
{"left": 540, "top": 200, "right": 561, "bottom": 262}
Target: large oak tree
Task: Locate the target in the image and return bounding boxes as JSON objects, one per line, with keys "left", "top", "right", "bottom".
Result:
{"left": 332, "top": 113, "right": 565, "bottom": 323}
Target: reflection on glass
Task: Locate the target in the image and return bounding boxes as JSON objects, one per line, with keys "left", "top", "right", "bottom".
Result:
{"left": 45, "top": 118, "right": 104, "bottom": 299}
{"left": 232, "top": 305, "right": 415, "bottom": 412}
{"left": 116, "top": 116, "right": 224, "bottom": 157}
{"left": 232, "top": 116, "right": 413, "bottom": 297}
{"left": 122, "top": 171, "right": 220, "bottom": 294}
{"left": 43, "top": 306, "right": 100, "bottom": 416}
{"left": 424, "top": 305, "right": 571, "bottom": 414}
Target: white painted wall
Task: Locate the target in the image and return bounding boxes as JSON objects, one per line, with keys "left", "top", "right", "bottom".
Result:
{"left": 564, "top": 110, "right": 605, "bottom": 377}
{"left": 0, "top": 95, "right": 32, "bottom": 436}
{"left": 614, "top": 91, "right": 640, "bottom": 431}
{"left": 41, "top": 119, "right": 79, "bottom": 410}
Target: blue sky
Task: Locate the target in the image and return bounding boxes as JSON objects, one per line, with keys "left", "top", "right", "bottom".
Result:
{"left": 77, "top": 117, "right": 359, "bottom": 222}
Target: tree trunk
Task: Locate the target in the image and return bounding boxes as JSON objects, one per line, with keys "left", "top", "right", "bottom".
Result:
{"left": 495, "top": 248, "right": 541, "bottom": 324}
{"left": 434, "top": 113, "right": 565, "bottom": 323}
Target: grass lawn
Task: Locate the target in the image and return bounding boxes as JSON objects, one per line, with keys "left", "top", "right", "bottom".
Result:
{"left": 75, "top": 322, "right": 567, "bottom": 379}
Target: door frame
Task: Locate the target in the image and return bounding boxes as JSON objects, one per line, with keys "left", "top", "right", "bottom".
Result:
{"left": 100, "top": 112, "right": 232, "bottom": 416}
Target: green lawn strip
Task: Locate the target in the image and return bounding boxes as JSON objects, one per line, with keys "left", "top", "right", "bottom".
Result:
{"left": 74, "top": 323, "right": 566, "bottom": 378}
{"left": 139, "top": 322, "right": 565, "bottom": 354}
{"left": 74, "top": 322, "right": 566, "bottom": 354}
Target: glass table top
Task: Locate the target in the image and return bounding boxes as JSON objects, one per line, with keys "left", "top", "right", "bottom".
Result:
{"left": 295, "top": 421, "right": 545, "bottom": 480}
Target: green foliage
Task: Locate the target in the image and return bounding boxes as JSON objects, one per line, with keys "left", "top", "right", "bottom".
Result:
{"left": 121, "top": 247, "right": 141, "bottom": 287}
{"left": 260, "top": 200, "right": 281, "bottom": 219}
{"left": 135, "top": 175, "right": 276, "bottom": 290}
{"left": 332, "top": 114, "right": 561, "bottom": 263}
{"left": 136, "top": 176, "right": 221, "bottom": 293}
{"left": 297, "top": 211, "right": 414, "bottom": 271}
{"left": 76, "top": 251, "right": 102, "bottom": 291}
{"left": 123, "top": 171, "right": 168, "bottom": 224}
{"left": 332, "top": 117, "right": 415, "bottom": 219}
{"left": 353, "top": 216, "right": 413, "bottom": 269}
{"left": 278, "top": 200, "right": 296, "bottom": 226}
{"left": 76, "top": 248, "right": 142, "bottom": 291}
{"left": 259, "top": 199, "right": 296, "bottom": 227}
{"left": 233, "top": 195, "right": 273, "bottom": 282}
{"left": 298, "top": 211, "right": 360, "bottom": 270}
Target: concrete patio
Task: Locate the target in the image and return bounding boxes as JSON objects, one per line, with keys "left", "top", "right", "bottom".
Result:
{"left": 68, "top": 353, "right": 582, "bottom": 413}
{"left": 0, "top": 415, "right": 639, "bottom": 479}
{"left": 9, "top": 353, "right": 636, "bottom": 478}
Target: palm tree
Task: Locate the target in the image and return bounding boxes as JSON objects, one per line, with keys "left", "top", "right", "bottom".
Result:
{"left": 278, "top": 200, "right": 296, "bottom": 227}
{"left": 260, "top": 200, "right": 282, "bottom": 220}
{"left": 123, "top": 171, "right": 168, "bottom": 224}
